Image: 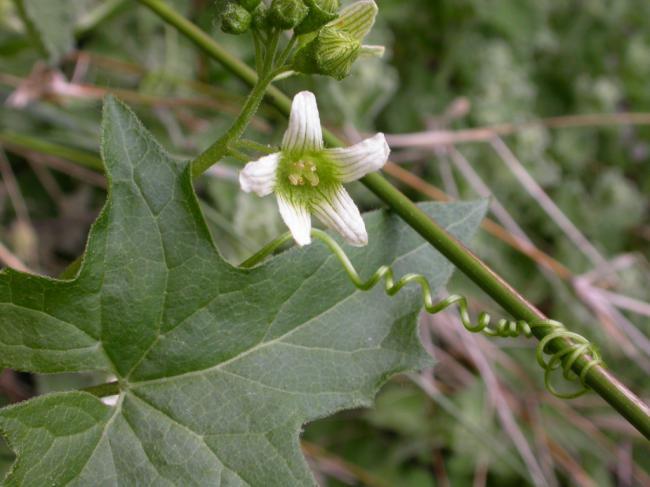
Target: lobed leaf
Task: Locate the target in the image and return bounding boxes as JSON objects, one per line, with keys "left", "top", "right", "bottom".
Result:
{"left": 0, "top": 97, "right": 486, "bottom": 485}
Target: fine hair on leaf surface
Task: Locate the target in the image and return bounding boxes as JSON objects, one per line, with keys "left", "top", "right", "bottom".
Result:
{"left": 0, "top": 97, "right": 486, "bottom": 485}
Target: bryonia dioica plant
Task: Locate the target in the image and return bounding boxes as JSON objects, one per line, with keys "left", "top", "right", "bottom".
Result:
{"left": 0, "top": 0, "right": 648, "bottom": 485}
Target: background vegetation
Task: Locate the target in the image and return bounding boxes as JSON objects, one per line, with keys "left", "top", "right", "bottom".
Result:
{"left": 0, "top": 0, "right": 648, "bottom": 485}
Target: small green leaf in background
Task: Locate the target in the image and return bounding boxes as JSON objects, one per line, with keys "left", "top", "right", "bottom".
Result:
{"left": 13, "top": 0, "right": 75, "bottom": 63}
{"left": 0, "top": 97, "right": 485, "bottom": 485}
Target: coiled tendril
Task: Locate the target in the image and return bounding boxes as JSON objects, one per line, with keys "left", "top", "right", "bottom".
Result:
{"left": 241, "top": 229, "right": 603, "bottom": 399}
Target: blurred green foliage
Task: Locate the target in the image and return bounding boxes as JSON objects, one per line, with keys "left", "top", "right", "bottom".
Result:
{"left": 0, "top": 0, "right": 648, "bottom": 485}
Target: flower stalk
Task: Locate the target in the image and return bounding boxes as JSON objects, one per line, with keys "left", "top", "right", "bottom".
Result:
{"left": 191, "top": 74, "right": 273, "bottom": 177}
{"left": 138, "top": 0, "right": 650, "bottom": 439}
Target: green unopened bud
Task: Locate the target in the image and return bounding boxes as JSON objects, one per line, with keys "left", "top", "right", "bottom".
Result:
{"left": 269, "top": 0, "right": 309, "bottom": 30}
{"left": 294, "top": 0, "right": 340, "bottom": 35}
{"left": 221, "top": 3, "right": 252, "bottom": 34}
{"left": 239, "top": 0, "right": 262, "bottom": 11}
{"left": 330, "top": 0, "right": 377, "bottom": 40}
{"left": 251, "top": 3, "right": 269, "bottom": 30}
{"left": 293, "top": 26, "right": 360, "bottom": 80}
{"left": 251, "top": 3, "right": 270, "bottom": 30}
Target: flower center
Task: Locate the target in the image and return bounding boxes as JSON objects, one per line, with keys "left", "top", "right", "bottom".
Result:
{"left": 287, "top": 160, "right": 320, "bottom": 187}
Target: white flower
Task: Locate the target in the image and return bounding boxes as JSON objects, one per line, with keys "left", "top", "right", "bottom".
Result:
{"left": 239, "top": 91, "right": 390, "bottom": 247}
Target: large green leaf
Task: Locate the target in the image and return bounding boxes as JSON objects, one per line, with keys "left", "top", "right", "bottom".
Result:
{"left": 0, "top": 97, "right": 486, "bottom": 485}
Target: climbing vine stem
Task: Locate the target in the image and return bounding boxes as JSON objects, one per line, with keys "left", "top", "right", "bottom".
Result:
{"left": 242, "top": 229, "right": 603, "bottom": 399}
{"left": 138, "top": 0, "right": 650, "bottom": 438}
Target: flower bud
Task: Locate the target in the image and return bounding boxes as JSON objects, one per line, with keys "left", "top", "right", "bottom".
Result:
{"left": 239, "top": 0, "right": 262, "bottom": 11}
{"left": 293, "top": 27, "right": 361, "bottom": 80}
{"left": 221, "top": 3, "right": 252, "bottom": 34}
{"left": 294, "top": 0, "right": 340, "bottom": 35}
{"left": 330, "top": 0, "right": 377, "bottom": 40}
{"left": 269, "top": 0, "right": 309, "bottom": 30}
{"left": 251, "top": 3, "right": 270, "bottom": 30}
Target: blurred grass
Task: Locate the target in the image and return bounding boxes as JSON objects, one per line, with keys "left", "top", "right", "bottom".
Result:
{"left": 0, "top": 0, "right": 648, "bottom": 485}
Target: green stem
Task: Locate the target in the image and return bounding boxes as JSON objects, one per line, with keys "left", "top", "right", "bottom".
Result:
{"left": 263, "top": 30, "right": 281, "bottom": 77}
{"left": 189, "top": 29, "right": 284, "bottom": 176}
{"left": 191, "top": 76, "right": 272, "bottom": 177}
{"left": 235, "top": 139, "right": 276, "bottom": 155}
{"left": 137, "top": 0, "right": 291, "bottom": 113}
{"left": 140, "top": 0, "right": 650, "bottom": 438}
{"left": 240, "top": 232, "right": 293, "bottom": 268}
{"left": 275, "top": 34, "right": 298, "bottom": 68}
{"left": 252, "top": 31, "right": 263, "bottom": 74}
{"left": 226, "top": 147, "right": 250, "bottom": 163}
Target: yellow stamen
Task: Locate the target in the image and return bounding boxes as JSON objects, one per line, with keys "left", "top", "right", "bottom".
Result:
{"left": 304, "top": 172, "right": 319, "bottom": 187}
{"left": 288, "top": 174, "right": 304, "bottom": 186}
{"left": 288, "top": 159, "right": 320, "bottom": 187}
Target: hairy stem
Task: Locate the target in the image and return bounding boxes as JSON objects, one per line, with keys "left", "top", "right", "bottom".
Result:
{"left": 139, "top": 0, "right": 650, "bottom": 438}
{"left": 262, "top": 30, "right": 280, "bottom": 77}
{"left": 235, "top": 139, "right": 277, "bottom": 154}
{"left": 275, "top": 34, "right": 298, "bottom": 68}
{"left": 191, "top": 76, "right": 272, "bottom": 177}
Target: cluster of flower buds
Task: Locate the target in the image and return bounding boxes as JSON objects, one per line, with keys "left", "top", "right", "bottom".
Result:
{"left": 293, "top": 1, "right": 382, "bottom": 80}
{"left": 220, "top": 0, "right": 383, "bottom": 80}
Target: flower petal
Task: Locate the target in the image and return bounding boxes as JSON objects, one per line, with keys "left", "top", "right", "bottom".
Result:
{"left": 239, "top": 153, "right": 281, "bottom": 197}
{"left": 282, "top": 91, "right": 323, "bottom": 155}
{"left": 312, "top": 186, "right": 367, "bottom": 246}
{"left": 325, "top": 133, "right": 390, "bottom": 182}
{"left": 277, "top": 194, "right": 312, "bottom": 246}
{"left": 329, "top": 0, "right": 378, "bottom": 40}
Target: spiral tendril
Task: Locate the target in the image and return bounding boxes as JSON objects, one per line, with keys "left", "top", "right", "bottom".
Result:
{"left": 241, "top": 229, "right": 604, "bottom": 399}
